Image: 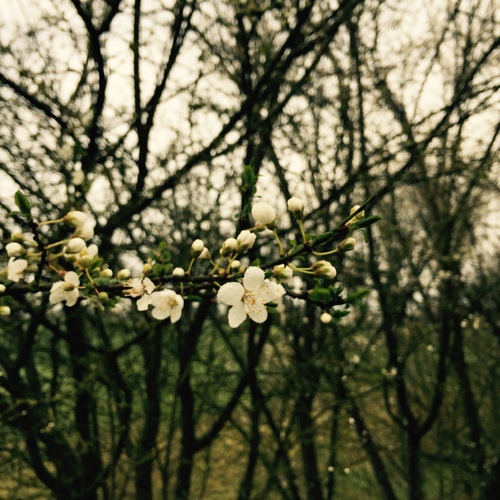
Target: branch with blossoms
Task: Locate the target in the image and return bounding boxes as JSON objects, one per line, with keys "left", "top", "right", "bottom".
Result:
{"left": 0, "top": 190, "right": 380, "bottom": 327}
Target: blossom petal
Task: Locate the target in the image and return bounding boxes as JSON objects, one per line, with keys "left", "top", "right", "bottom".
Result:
{"left": 243, "top": 267, "right": 265, "bottom": 291}
{"left": 228, "top": 302, "right": 247, "bottom": 328}
{"left": 65, "top": 290, "right": 79, "bottom": 307}
{"left": 152, "top": 305, "right": 171, "bottom": 320}
{"left": 137, "top": 294, "right": 153, "bottom": 311}
{"left": 170, "top": 304, "right": 183, "bottom": 323}
{"left": 65, "top": 271, "right": 80, "bottom": 286}
{"left": 217, "top": 282, "right": 244, "bottom": 305}
{"left": 247, "top": 302, "right": 268, "bottom": 323}
{"left": 143, "top": 278, "right": 156, "bottom": 294}
{"left": 49, "top": 283, "right": 65, "bottom": 304}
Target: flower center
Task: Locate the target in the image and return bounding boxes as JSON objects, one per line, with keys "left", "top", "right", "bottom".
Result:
{"left": 243, "top": 291, "right": 260, "bottom": 313}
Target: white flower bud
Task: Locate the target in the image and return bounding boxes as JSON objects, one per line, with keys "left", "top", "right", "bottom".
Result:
{"left": 346, "top": 205, "right": 365, "bottom": 227}
{"left": 252, "top": 202, "right": 276, "bottom": 227}
{"left": 313, "top": 260, "right": 337, "bottom": 279}
{"left": 100, "top": 269, "right": 113, "bottom": 278}
{"left": 220, "top": 238, "right": 237, "bottom": 256}
{"left": 172, "top": 267, "right": 185, "bottom": 277}
{"left": 199, "top": 247, "right": 211, "bottom": 260}
{"left": 143, "top": 263, "right": 152, "bottom": 274}
{"left": 320, "top": 312, "right": 333, "bottom": 324}
{"left": 0, "top": 306, "right": 11, "bottom": 316}
{"left": 0, "top": 284, "right": 6, "bottom": 294}
{"left": 236, "top": 230, "right": 256, "bottom": 251}
{"left": 287, "top": 197, "right": 304, "bottom": 217}
{"left": 338, "top": 237, "right": 356, "bottom": 252}
{"left": 63, "top": 210, "right": 88, "bottom": 228}
{"left": 74, "top": 220, "right": 95, "bottom": 241}
{"left": 230, "top": 260, "right": 241, "bottom": 271}
{"left": 79, "top": 255, "right": 93, "bottom": 269}
{"left": 273, "top": 264, "right": 293, "bottom": 283}
{"left": 66, "top": 237, "right": 86, "bottom": 254}
{"left": 6, "top": 242, "right": 25, "bottom": 257}
{"left": 116, "top": 269, "right": 131, "bottom": 280}
{"left": 191, "top": 239, "right": 205, "bottom": 257}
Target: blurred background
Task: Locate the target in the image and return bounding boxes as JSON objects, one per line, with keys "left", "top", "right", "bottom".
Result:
{"left": 0, "top": 0, "right": 499, "bottom": 498}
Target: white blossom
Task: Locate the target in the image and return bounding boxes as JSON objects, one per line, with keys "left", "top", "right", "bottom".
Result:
{"left": 116, "top": 269, "right": 131, "bottom": 280}
{"left": 6, "top": 242, "right": 25, "bottom": 257}
{"left": 217, "top": 266, "right": 275, "bottom": 328}
{"left": 124, "top": 278, "right": 156, "bottom": 298}
{"left": 49, "top": 271, "right": 80, "bottom": 307}
{"left": 74, "top": 220, "right": 95, "bottom": 241}
{"left": 147, "top": 290, "right": 184, "bottom": 322}
{"left": 220, "top": 238, "right": 237, "bottom": 256}
{"left": 0, "top": 306, "right": 11, "bottom": 316}
{"left": 252, "top": 202, "right": 276, "bottom": 226}
{"left": 8, "top": 258, "right": 28, "bottom": 282}
{"left": 63, "top": 211, "right": 88, "bottom": 228}
{"left": 66, "top": 237, "right": 86, "bottom": 254}
{"left": 199, "top": 247, "right": 211, "bottom": 260}
{"left": 313, "top": 260, "right": 337, "bottom": 279}
{"left": 191, "top": 239, "right": 205, "bottom": 256}
{"left": 273, "top": 264, "right": 293, "bottom": 283}
{"left": 320, "top": 312, "right": 333, "bottom": 324}
{"left": 338, "top": 237, "right": 356, "bottom": 252}
{"left": 271, "top": 282, "right": 286, "bottom": 301}
{"left": 236, "top": 230, "right": 256, "bottom": 251}
{"left": 287, "top": 197, "right": 304, "bottom": 215}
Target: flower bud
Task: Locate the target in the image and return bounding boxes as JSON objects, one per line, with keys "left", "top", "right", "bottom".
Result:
{"left": 230, "top": 260, "right": 241, "bottom": 271}
{"left": 143, "top": 263, "right": 153, "bottom": 274}
{"left": 172, "top": 267, "right": 185, "bottom": 277}
{"left": 0, "top": 306, "right": 11, "bottom": 316}
{"left": 252, "top": 202, "right": 276, "bottom": 227}
{"left": 346, "top": 205, "right": 365, "bottom": 227}
{"left": 98, "top": 291, "right": 109, "bottom": 301}
{"left": 273, "top": 264, "right": 293, "bottom": 283}
{"left": 117, "top": 269, "right": 131, "bottom": 280}
{"left": 66, "top": 237, "right": 86, "bottom": 254}
{"left": 11, "top": 232, "right": 24, "bottom": 242}
{"left": 63, "top": 210, "right": 88, "bottom": 228}
{"left": 74, "top": 221, "right": 95, "bottom": 241}
{"left": 0, "top": 284, "right": 6, "bottom": 294}
{"left": 287, "top": 197, "right": 304, "bottom": 219}
{"left": 191, "top": 239, "right": 205, "bottom": 257}
{"left": 320, "top": 312, "right": 333, "bottom": 324}
{"left": 220, "top": 238, "right": 237, "bottom": 256}
{"left": 199, "top": 247, "right": 211, "bottom": 260}
{"left": 6, "top": 242, "right": 25, "bottom": 257}
{"left": 100, "top": 269, "right": 113, "bottom": 278}
{"left": 236, "top": 230, "right": 256, "bottom": 251}
{"left": 313, "top": 260, "right": 337, "bottom": 279}
{"left": 338, "top": 237, "right": 356, "bottom": 252}
{"left": 79, "top": 255, "right": 93, "bottom": 269}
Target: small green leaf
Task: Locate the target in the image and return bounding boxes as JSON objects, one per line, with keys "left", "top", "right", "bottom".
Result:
{"left": 309, "top": 287, "right": 332, "bottom": 303}
{"left": 346, "top": 288, "right": 371, "bottom": 304}
{"left": 152, "top": 263, "right": 165, "bottom": 277}
{"left": 14, "top": 190, "right": 32, "bottom": 218}
{"left": 350, "top": 215, "right": 381, "bottom": 229}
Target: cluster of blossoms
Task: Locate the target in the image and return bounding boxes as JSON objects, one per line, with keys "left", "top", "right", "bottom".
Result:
{"left": 1, "top": 191, "right": 372, "bottom": 328}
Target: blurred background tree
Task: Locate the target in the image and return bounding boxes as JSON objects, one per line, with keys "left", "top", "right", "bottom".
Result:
{"left": 0, "top": 0, "right": 499, "bottom": 498}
